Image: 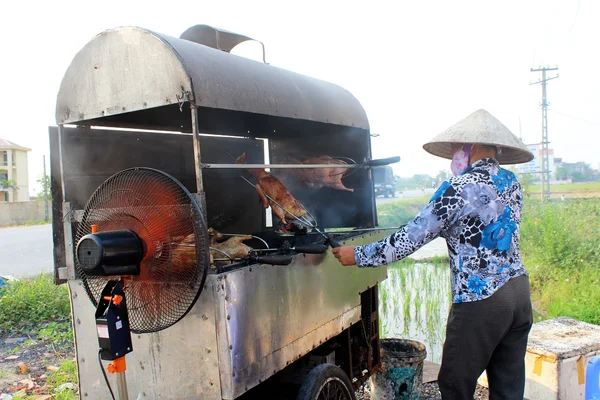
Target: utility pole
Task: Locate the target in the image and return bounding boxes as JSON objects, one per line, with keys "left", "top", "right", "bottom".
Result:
{"left": 530, "top": 66, "right": 559, "bottom": 201}
{"left": 43, "top": 155, "right": 48, "bottom": 222}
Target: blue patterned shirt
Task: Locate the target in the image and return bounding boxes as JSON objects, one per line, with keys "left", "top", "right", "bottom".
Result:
{"left": 354, "top": 158, "right": 527, "bottom": 303}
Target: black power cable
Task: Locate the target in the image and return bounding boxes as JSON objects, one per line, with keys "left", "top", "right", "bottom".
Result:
{"left": 98, "top": 349, "right": 116, "bottom": 400}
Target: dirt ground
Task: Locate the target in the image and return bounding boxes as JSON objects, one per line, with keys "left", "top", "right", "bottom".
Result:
{"left": 0, "top": 332, "right": 76, "bottom": 398}
{"left": 2, "top": 331, "right": 491, "bottom": 399}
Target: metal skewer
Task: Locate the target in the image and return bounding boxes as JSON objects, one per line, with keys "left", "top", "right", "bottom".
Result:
{"left": 198, "top": 161, "right": 400, "bottom": 170}
{"left": 240, "top": 175, "right": 336, "bottom": 245}
{"left": 239, "top": 175, "right": 316, "bottom": 229}
{"left": 172, "top": 234, "right": 269, "bottom": 250}
{"left": 209, "top": 247, "right": 233, "bottom": 261}
{"left": 223, "top": 149, "right": 352, "bottom": 248}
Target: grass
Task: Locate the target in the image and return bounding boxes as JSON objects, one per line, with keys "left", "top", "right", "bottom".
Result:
{"left": 11, "top": 359, "right": 78, "bottom": 400}
{"left": 528, "top": 181, "right": 600, "bottom": 193}
{"left": 0, "top": 274, "right": 73, "bottom": 347}
{"left": 375, "top": 194, "right": 600, "bottom": 326}
{"left": 44, "top": 359, "right": 78, "bottom": 400}
{"left": 520, "top": 198, "right": 600, "bottom": 324}
{"left": 20, "top": 219, "right": 50, "bottom": 226}
{"left": 389, "top": 255, "right": 449, "bottom": 266}
{"left": 1, "top": 220, "right": 50, "bottom": 228}
{"left": 0, "top": 275, "right": 76, "bottom": 398}
{"left": 377, "top": 201, "right": 427, "bottom": 227}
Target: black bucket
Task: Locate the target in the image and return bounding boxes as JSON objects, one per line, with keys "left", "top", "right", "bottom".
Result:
{"left": 369, "top": 339, "right": 427, "bottom": 400}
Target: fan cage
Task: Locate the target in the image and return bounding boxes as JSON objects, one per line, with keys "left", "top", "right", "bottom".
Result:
{"left": 74, "top": 168, "right": 209, "bottom": 334}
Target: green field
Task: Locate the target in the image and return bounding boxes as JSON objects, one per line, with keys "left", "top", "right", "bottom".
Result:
{"left": 527, "top": 181, "right": 600, "bottom": 198}
{"left": 377, "top": 196, "right": 600, "bottom": 326}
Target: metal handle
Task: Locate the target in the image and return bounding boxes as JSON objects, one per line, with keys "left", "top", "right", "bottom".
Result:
{"left": 327, "top": 238, "right": 342, "bottom": 248}
{"left": 366, "top": 156, "right": 401, "bottom": 167}
{"left": 253, "top": 255, "right": 294, "bottom": 265}
{"left": 293, "top": 244, "right": 328, "bottom": 254}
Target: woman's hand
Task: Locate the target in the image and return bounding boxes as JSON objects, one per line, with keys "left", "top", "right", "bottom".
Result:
{"left": 332, "top": 246, "right": 357, "bottom": 266}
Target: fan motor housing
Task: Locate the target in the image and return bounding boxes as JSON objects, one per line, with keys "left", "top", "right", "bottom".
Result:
{"left": 76, "top": 230, "right": 143, "bottom": 276}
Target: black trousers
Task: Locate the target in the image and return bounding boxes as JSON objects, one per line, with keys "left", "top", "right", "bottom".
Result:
{"left": 438, "top": 275, "right": 533, "bottom": 400}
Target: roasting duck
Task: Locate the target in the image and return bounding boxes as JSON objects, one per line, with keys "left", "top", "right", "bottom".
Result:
{"left": 171, "top": 228, "right": 253, "bottom": 267}
{"left": 208, "top": 228, "right": 253, "bottom": 262}
{"left": 170, "top": 233, "right": 198, "bottom": 269}
{"left": 236, "top": 152, "right": 308, "bottom": 226}
{"left": 274, "top": 155, "right": 353, "bottom": 192}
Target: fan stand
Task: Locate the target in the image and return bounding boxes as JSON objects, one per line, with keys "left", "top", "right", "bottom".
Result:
{"left": 74, "top": 169, "right": 210, "bottom": 400}
{"left": 106, "top": 343, "right": 129, "bottom": 399}
{"left": 95, "top": 277, "right": 133, "bottom": 400}
{"left": 106, "top": 339, "right": 130, "bottom": 399}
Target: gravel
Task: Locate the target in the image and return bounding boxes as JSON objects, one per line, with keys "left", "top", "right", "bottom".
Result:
{"left": 356, "top": 381, "right": 489, "bottom": 400}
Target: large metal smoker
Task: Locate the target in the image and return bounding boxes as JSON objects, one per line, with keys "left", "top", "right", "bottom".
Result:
{"left": 50, "top": 24, "right": 394, "bottom": 400}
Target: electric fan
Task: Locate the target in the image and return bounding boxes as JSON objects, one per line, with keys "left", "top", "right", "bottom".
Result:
{"left": 73, "top": 167, "right": 210, "bottom": 400}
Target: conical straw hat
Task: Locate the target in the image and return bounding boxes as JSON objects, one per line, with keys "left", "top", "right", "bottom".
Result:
{"left": 423, "top": 109, "right": 534, "bottom": 164}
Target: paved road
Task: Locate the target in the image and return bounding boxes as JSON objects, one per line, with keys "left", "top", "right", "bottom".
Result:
{"left": 0, "top": 224, "right": 54, "bottom": 278}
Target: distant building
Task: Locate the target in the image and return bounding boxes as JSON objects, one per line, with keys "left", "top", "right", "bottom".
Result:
{"left": 518, "top": 144, "right": 555, "bottom": 179}
{"left": 554, "top": 157, "right": 562, "bottom": 168}
{"left": 561, "top": 161, "right": 593, "bottom": 181}
{"left": 0, "top": 139, "right": 31, "bottom": 202}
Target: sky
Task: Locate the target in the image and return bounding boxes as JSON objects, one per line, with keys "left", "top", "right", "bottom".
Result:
{"left": 1, "top": 0, "right": 598, "bottom": 196}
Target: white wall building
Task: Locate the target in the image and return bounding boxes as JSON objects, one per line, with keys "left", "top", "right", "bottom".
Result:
{"left": 0, "top": 139, "right": 31, "bottom": 202}
{"left": 518, "top": 144, "right": 555, "bottom": 180}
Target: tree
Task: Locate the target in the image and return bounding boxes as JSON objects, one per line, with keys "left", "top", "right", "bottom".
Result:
{"left": 517, "top": 173, "right": 535, "bottom": 199}
{"left": 0, "top": 178, "right": 16, "bottom": 190}
{"left": 36, "top": 174, "right": 51, "bottom": 201}
{"left": 435, "top": 170, "right": 450, "bottom": 184}
{"left": 411, "top": 174, "right": 432, "bottom": 189}
{"left": 555, "top": 166, "right": 567, "bottom": 181}
{"left": 571, "top": 172, "right": 586, "bottom": 183}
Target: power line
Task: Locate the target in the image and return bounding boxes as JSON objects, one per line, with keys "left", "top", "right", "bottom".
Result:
{"left": 568, "top": 0, "right": 582, "bottom": 36}
{"left": 531, "top": 66, "right": 559, "bottom": 201}
{"left": 552, "top": 109, "right": 600, "bottom": 127}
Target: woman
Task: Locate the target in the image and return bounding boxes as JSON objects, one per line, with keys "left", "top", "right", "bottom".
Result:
{"left": 333, "top": 109, "right": 535, "bottom": 399}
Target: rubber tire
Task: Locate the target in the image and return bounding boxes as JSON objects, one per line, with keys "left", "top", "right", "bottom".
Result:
{"left": 297, "top": 363, "right": 357, "bottom": 400}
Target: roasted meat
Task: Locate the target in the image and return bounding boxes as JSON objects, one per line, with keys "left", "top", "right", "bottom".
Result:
{"left": 208, "top": 228, "right": 253, "bottom": 262}
{"left": 275, "top": 155, "right": 353, "bottom": 192}
{"left": 170, "top": 233, "right": 198, "bottom": 269}
{"left": 236, "top": 152, "right": 308, "bottom": 226}
{"left": 171, "top": 228, "right": 253, "bottom": 267}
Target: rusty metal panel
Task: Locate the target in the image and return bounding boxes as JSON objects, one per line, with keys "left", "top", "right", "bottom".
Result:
{"left": 57, "top": 126, "right": 265, "bottom": 233}
{"left": 56, "top": 26, "right": 369, "bottom": 131}
{"left": 69, "top": 277, "right": 223, "bottom": 400}
{"left": 216, "top": 231, "right": 388, "bottom": 398}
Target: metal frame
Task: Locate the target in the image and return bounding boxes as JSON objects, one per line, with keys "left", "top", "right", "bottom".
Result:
{"left": 52, "top": 24, "right": 389, "bottom": 400}
{"left": 67, "top": 234, "right": 387, "bottom": 399}
{"left": 55, "top": 26, "right": 368, "bottom": 130}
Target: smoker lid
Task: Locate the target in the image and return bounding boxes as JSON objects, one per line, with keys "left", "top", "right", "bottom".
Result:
{"left": 55, "top": 26, "right": 369, "bottom": 130}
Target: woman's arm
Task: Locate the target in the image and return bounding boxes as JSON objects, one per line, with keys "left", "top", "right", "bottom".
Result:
{"left": 349, "top": 180, "right": 463, "bottom": 267}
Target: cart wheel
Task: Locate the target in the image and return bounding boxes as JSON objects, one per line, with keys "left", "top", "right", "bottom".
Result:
{"left": 297, "top": 363, "right": 356, "bottom": 400}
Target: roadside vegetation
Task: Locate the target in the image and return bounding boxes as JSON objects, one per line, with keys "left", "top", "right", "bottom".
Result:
{"left": 377, "top": 190, "right": 600, "bottom": 326}
{"left": 0, "top": 274, "right": 76, "bottom": 398}
{"left": 520, "top": 198, "right": 600, "bottom": 324}
{"left": 1, "top": 183, "right": 598, "bottom": 397}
